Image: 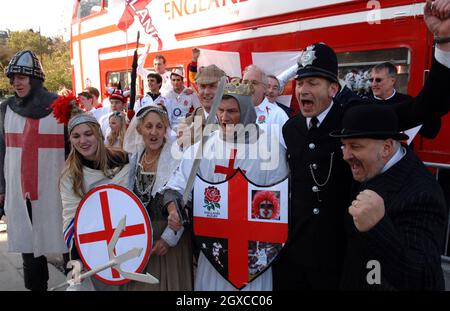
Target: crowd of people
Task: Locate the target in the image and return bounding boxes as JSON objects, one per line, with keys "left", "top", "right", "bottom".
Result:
{"left": 0, "top": 0, "right": 450, "bottom": 292}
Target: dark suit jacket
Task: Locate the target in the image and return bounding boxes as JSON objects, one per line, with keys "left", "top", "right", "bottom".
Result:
{"left": 340, "top": 148, "right": 446, "bottom": 290}
{"left": 278, "top": 57, "right": 450, "bottom": 289}
{"left": 369, "top": 92, "right": 442, "bottom": 139}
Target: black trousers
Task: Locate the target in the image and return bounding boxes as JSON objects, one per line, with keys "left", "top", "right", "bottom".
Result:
{"left": 21, "top": 253, "right": 49, "bottom": 291}
{"left": 273, "top": 259, "right": 340, "bottom": 290}
{"left": 21, "top": 198, "right": 49, "bottom": 291}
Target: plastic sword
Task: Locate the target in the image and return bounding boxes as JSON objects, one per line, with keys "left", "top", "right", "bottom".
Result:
{"left": 49, "top": 216, "right": 158, "bottom": 291}
{"left": 182, "top": 76, "right": 226, "bottom": 205}
{"left": 175, "top": 76, "right": 227, "bottom": 228}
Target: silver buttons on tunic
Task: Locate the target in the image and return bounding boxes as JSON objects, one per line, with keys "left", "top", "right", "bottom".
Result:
{"left": 313, "top": 208, "right": 320, "bottom": 215}
{"left": 309, "top": 143, "right": 315, "bottom": 150}
{"left": 312, "top": 186, "right": 319, "bottom": 192}
{"left": 312, "top": 163, "right": 318, "bottom": 170}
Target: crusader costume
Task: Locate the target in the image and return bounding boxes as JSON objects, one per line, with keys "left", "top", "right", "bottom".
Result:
{"left": 162, "top": 83, "right": 288, "bottom": 291}
{"left": 0, "top": 50, "right": 67, "bottom": 291}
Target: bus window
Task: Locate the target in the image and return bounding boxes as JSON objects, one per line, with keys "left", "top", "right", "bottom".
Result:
{"left": 78, "top": 0, "right": 103, "bottom": 19}
{"left": 337, "top": 48, "right": 410, "bottom": 97}
{"left": 106, "top": 70, "right": 141, "bottom": 95}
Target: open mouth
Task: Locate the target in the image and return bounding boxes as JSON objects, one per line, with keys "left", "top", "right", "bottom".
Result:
{"left": 79, "top": 145, "right": 92, "bottom": 152}
{"left": 300, "top": 99, "right": 315, "bottom": 112}
{"left": 149, "top": 137, "right": 159, "bottom": 142}
{"left": 348, "top": 159, "right": 363, "bottom": 176}
{"left": 301, "top": 99, "right": 314, "bottom": 106}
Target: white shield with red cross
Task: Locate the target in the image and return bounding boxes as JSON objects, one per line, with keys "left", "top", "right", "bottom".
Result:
{"left": 193, "top": 169, "right": 289, "bottom": 289}
{"left": 74, "top": 185, "right": 152, "bottom": 285}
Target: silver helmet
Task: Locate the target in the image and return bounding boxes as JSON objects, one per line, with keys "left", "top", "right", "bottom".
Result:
{"left": 5, "top": 50, "right": 45, "bottom": 81}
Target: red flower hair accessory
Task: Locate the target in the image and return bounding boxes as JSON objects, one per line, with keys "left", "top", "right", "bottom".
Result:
{"left": 51, "top": 90, "right": 83, "bottom": 125}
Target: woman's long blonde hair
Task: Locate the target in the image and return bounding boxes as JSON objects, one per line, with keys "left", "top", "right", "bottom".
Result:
{"left": 62, "top": 122, "right": 127, "bottom": 198}
{"left": 107, "top": 112, "right": 126, "bottom": 148}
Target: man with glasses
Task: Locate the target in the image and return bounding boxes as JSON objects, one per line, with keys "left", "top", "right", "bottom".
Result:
{"left": 369, "top": 62, "right": 441, "bottom": 139}
{"left": 242, "top": 65, "right": 289, "bottom": 127}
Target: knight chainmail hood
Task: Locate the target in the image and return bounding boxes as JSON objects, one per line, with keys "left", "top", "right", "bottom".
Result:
{"left": 220, "top": 89, "right": 260, "bottom": 144}
{"left": 2, "top": 77, "right": 56, "bottom": 119}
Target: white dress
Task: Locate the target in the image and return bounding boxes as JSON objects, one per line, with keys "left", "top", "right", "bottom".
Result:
{"left": 164, "top": 129, "right": 288, "bottom": 291}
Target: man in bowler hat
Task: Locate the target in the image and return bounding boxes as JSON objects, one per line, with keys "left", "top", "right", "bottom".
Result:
{"left": 332, "top": 105, "right": 446, "bottom": 290}
{"left": 275, "top": 0, "right": 450, "bottom": 290}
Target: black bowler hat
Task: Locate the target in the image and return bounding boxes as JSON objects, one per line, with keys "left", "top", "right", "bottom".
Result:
{"left": 295, "top": 43, "right": 338, "bottom": 83}
{"left": 329, "top": 104, "right": 409, "bottom": 141}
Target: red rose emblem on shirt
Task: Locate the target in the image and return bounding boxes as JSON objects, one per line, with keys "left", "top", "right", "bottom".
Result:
{"left": 204, "top": 186, "right": 221, "bottom": 211}
{"left": 205, "top": 186, "right": 221, "bottom": 203}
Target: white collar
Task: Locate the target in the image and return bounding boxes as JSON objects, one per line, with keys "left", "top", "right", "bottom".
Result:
{"left": 306, "top": 101, "right": 334, "bottom": 128}
{"left": 381, "top": 145, "right": 406, "bottom": 174}
{"left": 256, "top": 97, "right": 271, "bottom": 112}
{"left": 374, "top": 89, "right": 396, "bottom": 101}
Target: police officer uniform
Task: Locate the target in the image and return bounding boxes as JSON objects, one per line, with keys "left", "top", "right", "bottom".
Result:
{"left": 275, "top": 43, "right": 450, "bottom": 290}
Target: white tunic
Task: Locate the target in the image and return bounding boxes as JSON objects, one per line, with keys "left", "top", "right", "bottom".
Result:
{"left": 4, "top": 108, "right": 67, "bottom": 256}
{"left": 165, "top": 90, "right": 201, "bottom": 130}
{"left": 164, "top": 129, "right": 288, "bottom": 291}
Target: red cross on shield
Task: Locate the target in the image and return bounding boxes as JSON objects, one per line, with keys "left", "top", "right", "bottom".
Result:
{"left": 74, "top": 185, "right": 152, "bottom": 285}
{"left": 193, "top": 169, "right": 289, "bottom": 289}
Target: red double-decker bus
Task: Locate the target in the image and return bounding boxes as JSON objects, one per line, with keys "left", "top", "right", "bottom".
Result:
{"left": 70, "top": 0, "right": 449, "bottom": 168}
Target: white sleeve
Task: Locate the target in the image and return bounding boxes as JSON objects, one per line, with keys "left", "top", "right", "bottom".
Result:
{"left": 137, "top": 50, "right": 152, "bottom": 80}
{"left": 435, "top": 47, "right": 450, "bottom": 69}
{"left": 161, "top": 142, "right": 199, "bottom": 201}
{"left": 160, "top": 226, "right": 185, "bottom": 247}
{"left": 60, "top": 174, "right": 81, "bottom": 232}
{"left": 134, "top": 99, "right": 142, "bottom": 111}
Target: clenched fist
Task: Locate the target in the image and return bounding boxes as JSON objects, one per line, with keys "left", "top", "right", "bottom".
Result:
{"left": 349, "top": 189, "right": 385, "bottom": 232}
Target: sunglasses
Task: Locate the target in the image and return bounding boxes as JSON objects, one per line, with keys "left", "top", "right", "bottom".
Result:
{"left": 368, "top": 78, "right": 383, "bottom": 83}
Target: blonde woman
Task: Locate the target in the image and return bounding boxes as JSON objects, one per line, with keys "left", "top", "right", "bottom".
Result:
{"left": 105, "top": 111, "right": 127, "bottom": 148}
{"left": 59, "top": 112, "right": 129, "bottom": 291}
{"left": 123, "top": 105, "right": 192, "bottom": 291}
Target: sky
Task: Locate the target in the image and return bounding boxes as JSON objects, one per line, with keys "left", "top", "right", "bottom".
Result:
{"left": 0, "top": 0, "right": 73, "bottom": 40}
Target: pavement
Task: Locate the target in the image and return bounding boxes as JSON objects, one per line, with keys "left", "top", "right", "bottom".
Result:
{"left": 1, "top": 216, "right": 450, "bottom": 291}
{"left": 0, "top": 217, "right": 67, "bottom": 291}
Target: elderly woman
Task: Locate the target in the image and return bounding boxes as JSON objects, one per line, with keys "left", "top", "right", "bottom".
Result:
{"left": 123, "top": 105, "right": 192, "bottom": 291}
{"left": 59, "top": 112, "right": 129, "bottom": 291}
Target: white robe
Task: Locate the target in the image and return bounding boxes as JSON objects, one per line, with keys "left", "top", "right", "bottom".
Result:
{"left": 164, "top": 129, "right": 288, "bottom": 291}
{"left": 4, "top": 108, "right": 67, "bottom": 256}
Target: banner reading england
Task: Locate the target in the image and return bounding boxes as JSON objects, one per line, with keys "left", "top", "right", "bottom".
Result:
{"left": 193, "top": 169, "right": 289, "bottom": 289}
